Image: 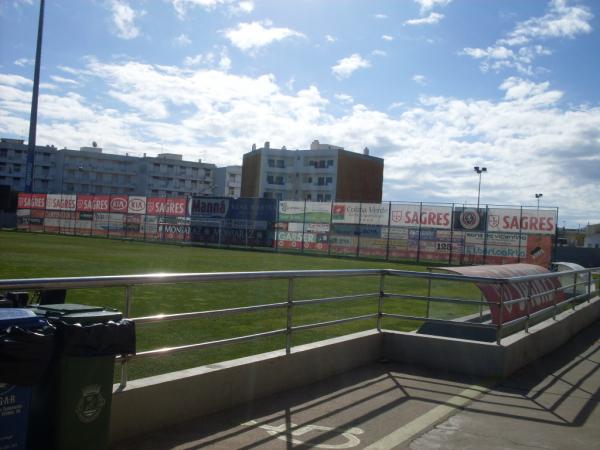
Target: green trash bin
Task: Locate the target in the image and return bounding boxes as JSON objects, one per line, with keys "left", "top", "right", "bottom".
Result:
{"left": 28, "top": 304, "right": 135, "bottom": 450}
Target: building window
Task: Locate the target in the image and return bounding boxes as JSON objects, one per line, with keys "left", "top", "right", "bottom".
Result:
{"left": 326, "top": 176, "right": 333, "bottom": 184}
{"left": 325, "top": 194, "right": 331, "bottom": 201}
{"left": 268, "top": 159, "right": 275, "bottom": 168}
{"left": 307, "top": 177, "right": 312, "bottom": 183}
{"left": 318, "top": 177, "right": 325, "bottom": 186}
{"left": 317, "top": 194, "right": 323, "bottom": 202}
{"left": 276, "top": 160, "right": 285, "bottom": 168}
{"left": 327, "top": 160, "right": 334, "bottom": 167}
{"left": 267, "top": 175, "right": 274, "bottom": 184}
{"left": 305, "top": 194, "right": 312, "bottom": 201}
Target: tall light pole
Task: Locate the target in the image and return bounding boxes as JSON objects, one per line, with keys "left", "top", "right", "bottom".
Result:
{"left": 25, "top": 0, "right": 45, "bottom": 193}
{"left": 535, "top": 193, "right": 543, "bottom": 210}
{"left": 474, "top": 166, "right": 487, "bottom": 210}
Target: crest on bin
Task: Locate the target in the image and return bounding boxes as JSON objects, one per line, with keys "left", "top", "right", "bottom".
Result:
{"left": 75, "top": 384, "right": 106, "bottom": 423}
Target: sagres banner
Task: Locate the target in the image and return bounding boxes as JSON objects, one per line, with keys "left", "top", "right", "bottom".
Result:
{"left": 487, "top": 208, "right": 556, "bottom": 235}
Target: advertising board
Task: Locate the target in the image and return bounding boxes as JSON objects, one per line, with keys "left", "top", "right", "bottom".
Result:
{"left": 487, "top": 208, "right": 556, "bottom": 235}
{"left": 332, "top": 202, "right": 390, "bottom": 225}
{"left": 390, "top": 204, "right": 452, "bottom": 229}
{"left": 279, "top": 201, "right": 332, "bottom": 223}
{"left": 147, "top": 197, "right": 187, "bottom": 217}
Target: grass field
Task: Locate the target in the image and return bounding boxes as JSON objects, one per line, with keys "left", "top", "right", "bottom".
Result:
{"left": 0, "top": 231, "right": 482, "bottom": 380}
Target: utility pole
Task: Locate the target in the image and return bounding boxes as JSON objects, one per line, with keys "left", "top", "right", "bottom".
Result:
{"left": 25, "top": 0, "right": 45, "bottom": 193}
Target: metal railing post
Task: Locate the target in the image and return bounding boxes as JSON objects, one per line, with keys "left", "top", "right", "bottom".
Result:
{"left": 377, "top": 272, "right": 385, "bottom": 331}
{"left": 286, "top": 278, "right": 294, "bottom": 354}
{"left": 425, "top": 270, "right": 432, "bottom": 318}
{"left": 525, "top": 281, "right": 531, "bottom": 333}
{"left": 553, "top": 283, "right": 559, "bottom": 320}
{"left": 119, "top": 285, "right": 133, "bottom": 389}
{"left": 572, "top": 272, "right": 577, "bottom": 310}
{"left": 496, "top": 283, "right": 504, "bottom": 345}
{"left": 588, "top": 270, "right": 593, "bottom": 303}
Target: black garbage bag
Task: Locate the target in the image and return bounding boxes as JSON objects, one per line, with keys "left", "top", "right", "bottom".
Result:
{"left": 0, "top": 325, "right": 55, "bottom": 386}
{"left": 52, "top": 319, "right": 136, "bottom": 357}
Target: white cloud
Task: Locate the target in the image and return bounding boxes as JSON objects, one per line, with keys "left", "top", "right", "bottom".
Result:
{"left": 174, "top": 33, "right": 192, "bottom": 46}
{"left": 1, "top": 64, "right": 598, "bottom": 223}
{"left": 331, "top": 54, "right": 371, "bottom": 80}
{"left": 464, "top": 0, "right": 593, "bottom": 74}
{"left": 405, "top": 12, "right": 444, "bottom": 26}
{"left": 110, "top": 0, "right": 142, "bottom": 40}
{"left": 500, "top": 0, "right": 593, "bottom": 46}
{"left": 325, "top": 34, "right": 337, "bottom": 43}
{"left": 372, "top": 49, "right": 387, "bottom": 57}
{"left": 223, "top": 20, "right": 305, "bottom": 53}
{"left": 171, "top": 0, "right": 253, "bottom": 19}
{"left": 374, "top": 14, "right": 388, "bottom": 19}
{"left": 335, "top": 94, "right": 354, "bottom": 104}
{"left": 412, "top": 74, "right": 427, "bottom": 85}
{"left": 414, "top": 0, "right": 452, "bottom": 14}
{"left": 382, "top": 35, "right": 394, "bottom": 41}
{"left": 49, "top": 75, "right": 79, "bottom": 85}
{"left": 14, "top": 58, "right": 34, "bottom": 67}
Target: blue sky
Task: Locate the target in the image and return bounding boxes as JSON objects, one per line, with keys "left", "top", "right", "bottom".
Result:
{"left": 1, "top": 0, "right": 599, "bottom": 225}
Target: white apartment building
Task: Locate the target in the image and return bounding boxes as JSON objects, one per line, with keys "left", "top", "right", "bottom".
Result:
{"left": 241, "top": 140, "right": 383, "bottom": 202}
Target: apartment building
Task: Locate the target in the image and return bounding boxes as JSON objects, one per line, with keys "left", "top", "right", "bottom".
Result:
{"left": 214, "top": 166, "right": 242, "bottom": 198}
{"left": 241, "top": 140, "right": 384, "bottom": 202}
{"left": 0, "top": 137, "right": 216, "bottom": 197}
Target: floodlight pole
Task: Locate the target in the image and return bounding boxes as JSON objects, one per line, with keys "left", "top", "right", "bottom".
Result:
{"left": 25, "top": 0, "right": 45, "bottom": 193}
{"left": 474, "top": 166, "right": 487, "bottom": 210}
{"left": 535, "top": 193, "right": 543, "bottom": 210}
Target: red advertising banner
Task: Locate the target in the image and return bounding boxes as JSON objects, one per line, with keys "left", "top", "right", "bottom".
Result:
{"left": 18, "top": 193, "right": 47, "bottom": 210}
{"left": 487, "top": 208, "right": 556, "bottom": 235}
{"left": 439, "top": 264, "right": 564, "bottom": 325}
{"left": 147, "top": 197, "right": 187, "bottom": 217}
{"left": 109, "top": 195, "right": 129, "bottom": 213}
{"left": 77, "top": 195, "right": 94, "bottom": 212}
{"left": 92, "top": 195, "right": 110, "bottom": 212}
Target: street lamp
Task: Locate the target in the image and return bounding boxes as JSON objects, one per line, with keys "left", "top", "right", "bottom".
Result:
{"left": 473, "top": 166, "right": 487, "bottom": 210}
{"left": 535, "top": 193, "right": 543, "bottom": 210}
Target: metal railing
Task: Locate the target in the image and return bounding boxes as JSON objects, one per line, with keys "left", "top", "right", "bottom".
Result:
{"left": 1, "top": 267, "right": 598, "bottom": 389}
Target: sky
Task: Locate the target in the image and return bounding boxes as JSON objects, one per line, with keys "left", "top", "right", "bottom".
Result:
{"left": 1, "top": 0, "right": 599, "bottom": 226}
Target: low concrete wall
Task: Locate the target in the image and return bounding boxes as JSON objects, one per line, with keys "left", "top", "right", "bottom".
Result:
{"left": 109, "top": 330, "right": 382, "bottom": 443}
{"left": 383, "top": 296, "right": 600, "bottom": 378}
{"left": 109, "top": 297, "right": 600, "bottom": 444}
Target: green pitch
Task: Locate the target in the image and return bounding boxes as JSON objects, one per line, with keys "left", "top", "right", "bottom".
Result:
{"left": 0, "top": 231, "right": 482, "bottom": 380}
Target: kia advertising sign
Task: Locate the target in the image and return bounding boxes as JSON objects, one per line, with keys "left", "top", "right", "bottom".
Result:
{"left": 390, "top": 204, "right": 452, "bottom": 229}
{"left": 439, "top": 264, "right": 564, "bottom": 325}
{"left": 127, "top": 196, "right": 147, "bottom": 215}
{"left": 109, "top": 195, "right": 128, "bottom": 213}
{"left": 487, "top": 208, "right": 556, "bottom": 235}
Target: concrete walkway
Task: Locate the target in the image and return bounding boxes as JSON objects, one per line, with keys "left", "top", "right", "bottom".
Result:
{"left": 111, "top": 321, "right": 599, "bottom": 449}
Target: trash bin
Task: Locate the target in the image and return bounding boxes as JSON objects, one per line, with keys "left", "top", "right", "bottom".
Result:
{"left": 0, "top": 309, "right": 54, "bottom": 450}
{"left": 28, "top": 304, "right": 135, "bottom": 450}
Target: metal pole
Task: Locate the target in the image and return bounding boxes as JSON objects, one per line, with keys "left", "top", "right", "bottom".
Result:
{"left": 327, "top": 201, "right": 333, "bottom": 257}
{"left": 449, "top": 203, "right": 454, "bottom": 265}
{"left": 301, "top": 199, "right": 306, "bottom": 253}
{"left": 525, "top": 281, "right": 531, "bottom": 333}
{"left": 286, "top": 278, "right": 294, "bottom": 354}
{"left": 356, "top": 201, "right": 362, "bottom": 258}
{"left": 517, "top": 206, "right": 523, "bottom": 263}
{"left": 120, "top": 285, "right": 133, "bottom": 389}
{"left": 385, "top": 201, "right": 391, "bottom": 262}
{"left": 588, "top": 269, "right": 592, "bottom": 303}
{"left": 572, "top": 272, "right": 577, "bottom": 310}
{"left": 496, "top": 284, "right": 504, "bottom": 345}
{"left": 425, "top": 269, "right": 432, "bottom": 318}
{"left": 377, "top": 272, "right": 385, "bottom": 331}
{"left": 25, "top": 0, "right": 45, "bottom": 193}
{"left": 477, "top": 172, "right": 482, "bottom": 210}
{"left": 416, "top": 202, "right": 422, "bottom": 263}
{"left": 482, "top": 204, "right": 489, "bottom": 265}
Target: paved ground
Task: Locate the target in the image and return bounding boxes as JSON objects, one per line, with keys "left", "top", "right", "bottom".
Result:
{"left": 111, "top": 321, "right": 599, "bottom": 449}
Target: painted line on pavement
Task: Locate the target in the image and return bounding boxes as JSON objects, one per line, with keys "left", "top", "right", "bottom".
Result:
{"left": 363, "top": 380, "right": 496, "bottom": 450}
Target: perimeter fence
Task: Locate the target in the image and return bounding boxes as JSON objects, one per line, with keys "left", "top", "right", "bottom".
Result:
{"left": 16, "top": 193, "right": 559, "bottom": 266}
